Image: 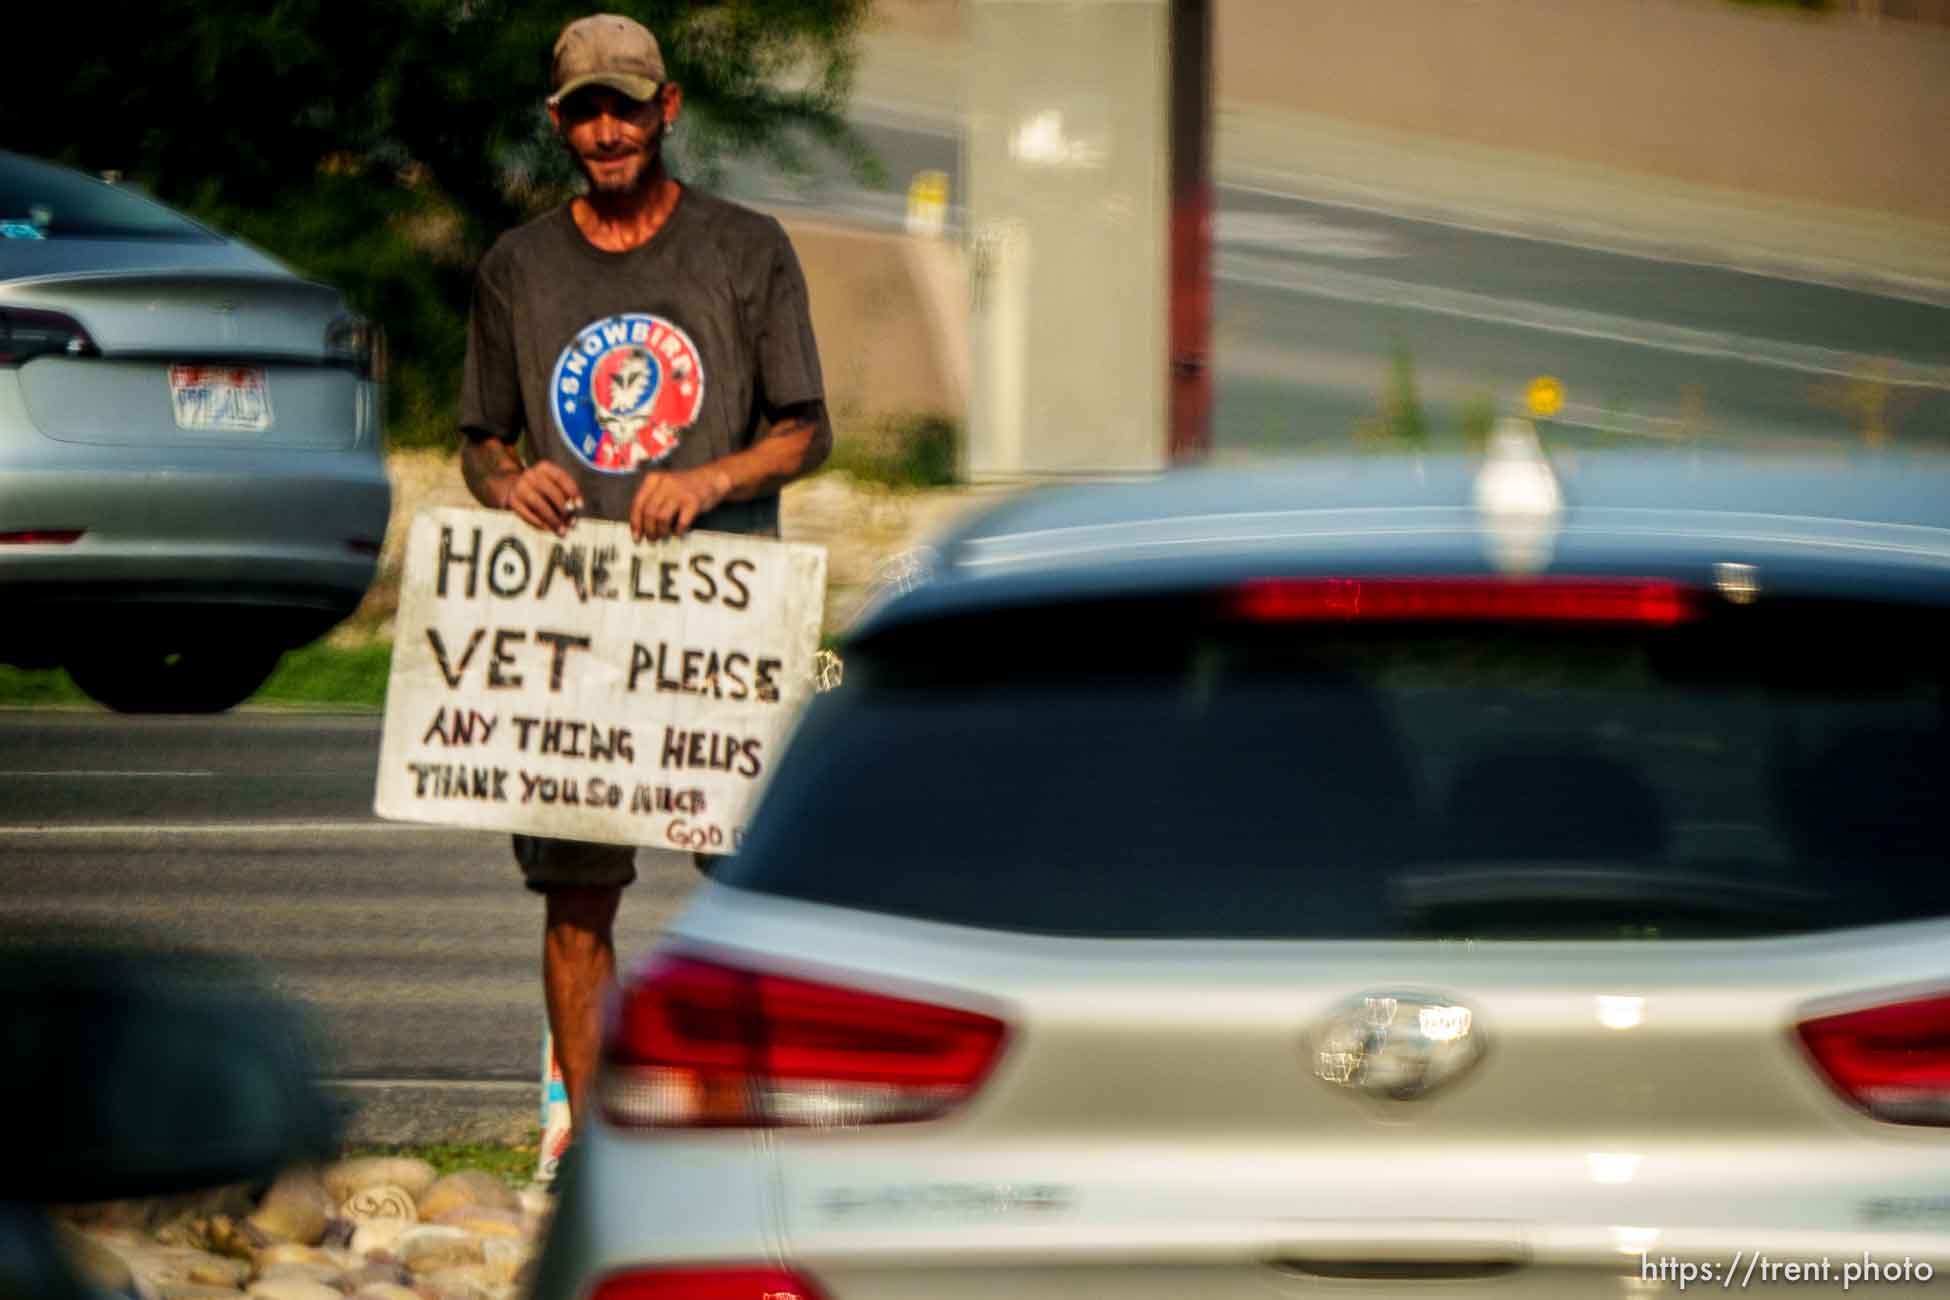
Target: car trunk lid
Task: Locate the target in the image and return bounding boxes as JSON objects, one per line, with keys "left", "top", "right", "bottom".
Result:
{"left": 6, "top": 272, "right": 358, "bottom": 448}
{"left": 671, "top": 894, "right": 1950, "bottom": 1298}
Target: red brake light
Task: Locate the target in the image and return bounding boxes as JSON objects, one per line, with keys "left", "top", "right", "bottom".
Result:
{"left": 0, "top": 308, "right": 98, "bottom": 367}
{"left": 600, "top": 953, "right": 1008, "bottom": 1129}
{"left": 1228, "top": 577, "right": 1699, "bottom": 626}
{"left": 1798, "top": 993, "right": 1950, "bottom": 1125}
{"left": 0, "top": 529, "right": 84, "bottom": 545}
{"left": 590, "top": 1266, "right": 829, "bottom": 1300}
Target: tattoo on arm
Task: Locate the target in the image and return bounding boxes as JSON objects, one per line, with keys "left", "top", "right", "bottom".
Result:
{"left": 710, "top": 405, "right": 829, "bottom": 503}
{"left": 461, "top": 438, "right": 523, "bottom": 510}
{"left": 769, "top": 400, "right": 831, "bottom": 475}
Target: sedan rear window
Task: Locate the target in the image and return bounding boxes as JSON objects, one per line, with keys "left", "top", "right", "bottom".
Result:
{"left": 724, "top": 596, "right": 1950, "bottom": 939}
{"left": 0, "top": 153, "right": 216, "bottom": 241}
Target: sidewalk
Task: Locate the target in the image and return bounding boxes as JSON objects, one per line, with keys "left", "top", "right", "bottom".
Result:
{"left": 851, "top": 20, "right": 1950, "bottom": 304}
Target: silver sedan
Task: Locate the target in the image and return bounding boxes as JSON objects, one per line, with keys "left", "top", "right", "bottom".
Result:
{"left": 0, "top": 151, "right": 389, "bottom": 712}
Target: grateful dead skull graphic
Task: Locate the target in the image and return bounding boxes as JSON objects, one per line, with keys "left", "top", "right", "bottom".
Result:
{"left": 551, "top": 314, "right": 706, "bottom": 471}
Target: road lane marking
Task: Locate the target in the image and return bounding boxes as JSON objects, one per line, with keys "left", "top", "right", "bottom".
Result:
{"left": 1218, "top": 252, "right": 1950, "bottom": 389}
{"left": 0, "top": 770, "right": 217, "bottom": 777}
{"left": 0, "top": 820, "right": 476, "bottom": 835}
{"left": 1217, "top": 168, "right": 1950, "bottom": 310}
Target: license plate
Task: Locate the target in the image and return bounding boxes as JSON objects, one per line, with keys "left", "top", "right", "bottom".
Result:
{"left": 168, "top": 365, "right": 273, "bottom": 433}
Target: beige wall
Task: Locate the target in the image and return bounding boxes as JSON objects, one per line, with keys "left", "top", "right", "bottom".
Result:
{"left": 778, "top": 218, "right": 966, "bottom": 430}
{"left": 874, "top": 1, "right": 1950, "bottom": 222}
{"left": 1216, "top": 0, "right": 1950, "bottom": 222}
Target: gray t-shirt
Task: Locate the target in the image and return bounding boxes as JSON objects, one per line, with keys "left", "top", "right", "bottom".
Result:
{"left": 459, "top": 188, "right": 826, "bottom": 535}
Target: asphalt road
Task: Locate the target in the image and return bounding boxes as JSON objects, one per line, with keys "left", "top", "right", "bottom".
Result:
{"left": 713, "top": 118, "right": 1950, "bottom": 451}
{"left": 0, "top": 711, "right": 701, "bottom": 1142}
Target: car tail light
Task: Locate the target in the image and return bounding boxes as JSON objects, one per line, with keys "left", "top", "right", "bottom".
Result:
{"left": 0, "top": 308, "right": 98, "bottom": 366}
{"left": 0, "top": 529, "right": 84, "bottom": 545}
{"left": 325, "top": 314, "right": 386, "bottom": 381}
{"left": 589, "top": 1266, "right": 829, "bottom": 1300}
{"left": 1797, "top": 992, "right": 1950, "bottom": 1125}
{"left": 1227, "top": 577, "right": 1700, "bottom": 626}
{"left": 600, "top": 953, "right": 1008, "bottom": 1129}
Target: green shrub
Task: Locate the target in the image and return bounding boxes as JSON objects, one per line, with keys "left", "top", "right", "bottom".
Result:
{"left": 827, "top": 413, "right": 961, "bottom": 488}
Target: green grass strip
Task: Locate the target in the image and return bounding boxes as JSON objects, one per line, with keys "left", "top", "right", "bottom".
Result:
{"left": 344, "top": 1135, "right": 542, "bottom": 1189}
{"left": 258, "top": 640, "right": 394, "bottom": 708}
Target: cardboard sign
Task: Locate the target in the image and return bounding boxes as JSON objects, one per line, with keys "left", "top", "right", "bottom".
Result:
{"left": 374, "top": 507, "right": 827, "bottom": 854}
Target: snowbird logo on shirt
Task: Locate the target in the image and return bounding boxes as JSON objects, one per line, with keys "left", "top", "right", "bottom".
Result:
{"left": 551, "top": 313, "right": 706, "bottom": 472}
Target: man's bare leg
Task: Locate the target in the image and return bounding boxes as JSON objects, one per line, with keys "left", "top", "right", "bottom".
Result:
{"left": 543, "top": 883, "right": 623, "bottom": 1124}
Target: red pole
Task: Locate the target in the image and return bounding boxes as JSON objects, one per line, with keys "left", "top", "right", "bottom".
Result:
{"left": 1168, "top": 0, "right": 1215, "bottom": 462}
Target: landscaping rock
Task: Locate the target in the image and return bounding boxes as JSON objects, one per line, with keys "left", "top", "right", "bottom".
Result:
{"left": 428, "top": 1209, "right": 521, "bottom": 1239}
{"left": 343, "top": 1262, "right": 413, "bottom": 1292}
{"left": 249, "top": 1171, "right": 333, "bottom": 1247}
{"left": 155, "top": 1218, "right": 230, "bottom": 1256}
{"left": 123, "top": 1245, "right": 241, "bottom": 1286}
{"left": 513, "top": 1186, "right": 552, "bottom": 1223}
{"left": 160, "top": 1286, "right": 247, "bottom": 1300}
{"left": 52, "top": 1157, "right": 544, "bottom": 1300}
{"left": 254, "top": 1244, "right": 333, "bottom": 1270}
{"left": 144, "top": 1187, "right": 257, "bottom": 1247}
{"left": 476, "top": 1239, "right": 526, "bottom": 1286}
{"left": 419, "top": 1269, "right": 493, "bottom": 1300}
{"left": 350, "top": 1220, "right": 409, "bottom": 1258}
{"left": 342, "top": 1186, "right": 418, "bottom": 1225}
{"left": 395, "top": 1228, "right": 484, "bottom": 1277}
{"left": 324, "top": 1160, "right": 438, "bottom": 1207}
{"left": 194, "top": 1217, "right": 272, "bottom": 1261}
{"left": 414, "top": 1173, "right": 518, "bottom": 1223}
{"left": 187, "top": 1257, "right": 253, "bottom": 1288}
{"left": 57, "top": 1225, "right": 135, "bottom": 1293}
{"left": 248, "top": 1278, "right": 344, "bottom": 1300}
{"left": 115, "top": 1247, "right": 174, "bottom": 1284}
{"left": 255, "top": 1261, "right": 347, "bottom": 1291}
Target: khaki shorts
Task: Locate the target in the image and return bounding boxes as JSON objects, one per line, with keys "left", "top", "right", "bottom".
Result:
{"left": 513, "top": 836, "right": 710, "bottom": 893}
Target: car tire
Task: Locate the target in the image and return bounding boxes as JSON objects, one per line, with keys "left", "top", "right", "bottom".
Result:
{"left": 67, "top": 645, "right": 285, "bottom": 714}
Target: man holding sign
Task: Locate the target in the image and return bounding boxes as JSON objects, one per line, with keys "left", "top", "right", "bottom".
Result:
{"left": 455, "top": 13, "right": 830, "bottom": 1126}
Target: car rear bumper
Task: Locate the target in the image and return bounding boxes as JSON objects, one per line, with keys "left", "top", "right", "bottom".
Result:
{"left": 0, "top": 459, "right": 389, "bottom": 659}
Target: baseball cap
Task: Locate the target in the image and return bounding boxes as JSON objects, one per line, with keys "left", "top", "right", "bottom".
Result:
{"left": 551, "top": 14, "right": 667, "bottom": 104}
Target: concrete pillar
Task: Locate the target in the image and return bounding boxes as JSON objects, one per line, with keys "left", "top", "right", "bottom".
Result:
{"left": 965, "top": 0, "right": 1171, "bottom": 478}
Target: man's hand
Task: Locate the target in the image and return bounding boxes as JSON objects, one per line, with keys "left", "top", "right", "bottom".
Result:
{"left": 505, "top": 462, "right": 585, "bottom": 537}
{"left": 630, "top": 466, "right": 732, "bottom": 541}
{"left": 461, "top": 439, "right": 584, "bottom": 537}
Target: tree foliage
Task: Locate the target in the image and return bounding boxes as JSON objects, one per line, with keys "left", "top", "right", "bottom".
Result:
{"left": 0, "top": 1, "right": 873, "bottom": 444}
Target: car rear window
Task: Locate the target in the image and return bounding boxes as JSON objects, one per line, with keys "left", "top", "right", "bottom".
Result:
{"left": 722, "top": 595, "right": 1950, "bottom": 939}
{"left": 0, "top": 154, "right": 217, "bottom": 241}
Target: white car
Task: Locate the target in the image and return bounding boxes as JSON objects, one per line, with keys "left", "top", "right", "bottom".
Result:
{"left": 531, "top": 452, "right": 1950, "bottom": 1300}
